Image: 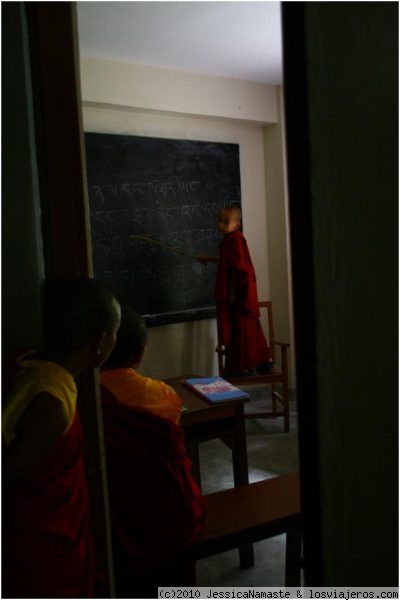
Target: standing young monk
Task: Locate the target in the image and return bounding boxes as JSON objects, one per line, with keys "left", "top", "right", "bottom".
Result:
{"left": 2, "top": 278, "right": 121, "bottom": 598}
{"left": 198, "top": 205, "right": 272, "bottom": 375}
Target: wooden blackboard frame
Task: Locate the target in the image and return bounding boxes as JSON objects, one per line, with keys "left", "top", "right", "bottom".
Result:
{"left": 85, "top": 132, "right": 241, "bottom": 326}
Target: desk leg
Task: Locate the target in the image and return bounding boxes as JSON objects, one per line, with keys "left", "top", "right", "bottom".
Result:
{"left": 285, "top": 523, "right": 303, "bottom": 586}
{"left": 232, "top": 405, "right": 250, "bottom": 487}
{"left": 233, "top": 405, "right": 254, "bottom": 569}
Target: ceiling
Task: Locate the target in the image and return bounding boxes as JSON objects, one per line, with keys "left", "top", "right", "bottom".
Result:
{"left": 76, "top": 2, "right": 283, "bottom": 85}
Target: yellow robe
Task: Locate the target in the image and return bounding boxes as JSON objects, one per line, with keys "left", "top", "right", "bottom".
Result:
{"left": 100, "top": 368, "right": 182, "bottom": 424}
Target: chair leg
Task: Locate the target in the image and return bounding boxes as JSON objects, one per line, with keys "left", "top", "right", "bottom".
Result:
{"left": 271, "top": 383, "right": 277, "bottom": 414}
{"left": 246, "top": 383, "right": 290, "bottom": 432}
{"left": 283, "top": 376, "right": 290, "bottom": 434}
{"left": 239, "top": 544, "right": 255, "bottom": 569}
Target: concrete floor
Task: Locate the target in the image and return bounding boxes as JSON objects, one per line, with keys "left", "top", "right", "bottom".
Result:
{"left": 195, "top": 386, "right": 299, "bottom": 587}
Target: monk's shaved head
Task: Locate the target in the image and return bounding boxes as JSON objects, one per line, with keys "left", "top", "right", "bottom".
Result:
{"left": 219, "top": 205, "right": 242, "bottom": 222}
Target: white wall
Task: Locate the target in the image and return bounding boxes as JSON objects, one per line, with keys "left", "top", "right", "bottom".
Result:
{"left": 263, "top": 87, "right": 296, "bottom": 385}
{"left": 80, "top": 57, "right": 292, "bottom": 382}
{"left": 81, "top": 56, "right": 277, "bottom": 124}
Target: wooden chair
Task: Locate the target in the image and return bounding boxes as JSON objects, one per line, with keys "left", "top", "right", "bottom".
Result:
{"left": 215, "top": 301, "right": 291, "bottom": 433}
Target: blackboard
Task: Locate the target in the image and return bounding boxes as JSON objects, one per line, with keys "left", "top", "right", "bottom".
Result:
{"left": 85, "top": 133, "right": 241, "bottom": 326}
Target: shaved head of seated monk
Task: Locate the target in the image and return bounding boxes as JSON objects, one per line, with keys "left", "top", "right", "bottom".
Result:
{"left": 102, "top": 304, "right": 147, "bottom": 369}
{"left": 101, "top": 306, "right": 183, "bottom": 424}
{"left": 44, "top": 278, "right": 121, "bottom": 371}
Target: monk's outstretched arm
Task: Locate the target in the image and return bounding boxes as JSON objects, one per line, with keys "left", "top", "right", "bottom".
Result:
{"left": 196, "top": 254, "right": 219, "bottom": 264}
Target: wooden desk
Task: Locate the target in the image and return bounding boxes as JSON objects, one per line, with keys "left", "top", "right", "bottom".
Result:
{"left": 166, "top": 376, "right": 254, "bottom": 568}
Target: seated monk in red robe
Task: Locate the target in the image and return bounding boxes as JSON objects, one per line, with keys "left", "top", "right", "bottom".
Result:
{"left": 2, "top": 279, "right": 121, "bottom": 598}
{"left": 197, "top": 205, "right": 272, "bottom": 375}
{"left": 100, "top": 306, "right": 206, "bottom": 598}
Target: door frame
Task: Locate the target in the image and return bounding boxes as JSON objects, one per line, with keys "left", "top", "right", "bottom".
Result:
{"left": 25, "top": 2, "right": 115, "bottom": 593}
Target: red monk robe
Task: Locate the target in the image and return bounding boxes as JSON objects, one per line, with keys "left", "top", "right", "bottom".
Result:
{"left": 101, "top": 386, "right": 206, "bottom": 598}
{"left": 2, "top": 411, "right": 96, "bottom": 598}
{"left": 215, "top": 229, "right": 270, "bottom": 373}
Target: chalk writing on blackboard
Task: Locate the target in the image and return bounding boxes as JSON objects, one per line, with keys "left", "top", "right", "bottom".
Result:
{"left": 129, "top": 235, "right": 197, "bottom": 260}
{"left": 85, "top": 133, "right": 241, "bottom": 326}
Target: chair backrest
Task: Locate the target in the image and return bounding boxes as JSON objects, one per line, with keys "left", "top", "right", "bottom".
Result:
{"left": 258, "top": 301, "right": 275, "bottom": 362}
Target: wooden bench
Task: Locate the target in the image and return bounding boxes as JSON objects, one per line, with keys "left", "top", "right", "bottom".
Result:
{"left": 189, "top": 473, "right": 302, "bottom": 586}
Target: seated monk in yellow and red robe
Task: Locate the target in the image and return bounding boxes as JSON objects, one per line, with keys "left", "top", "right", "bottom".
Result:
{"left": 100, "top": 306, "right": 206, "bottom": 598}
{"left": 2, "top": 279, "right": 121, "bottom": 598}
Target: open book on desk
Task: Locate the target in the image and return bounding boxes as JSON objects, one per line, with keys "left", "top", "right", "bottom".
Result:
{"left": 182, "top": 376, "right": 249, "bottom": 403}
